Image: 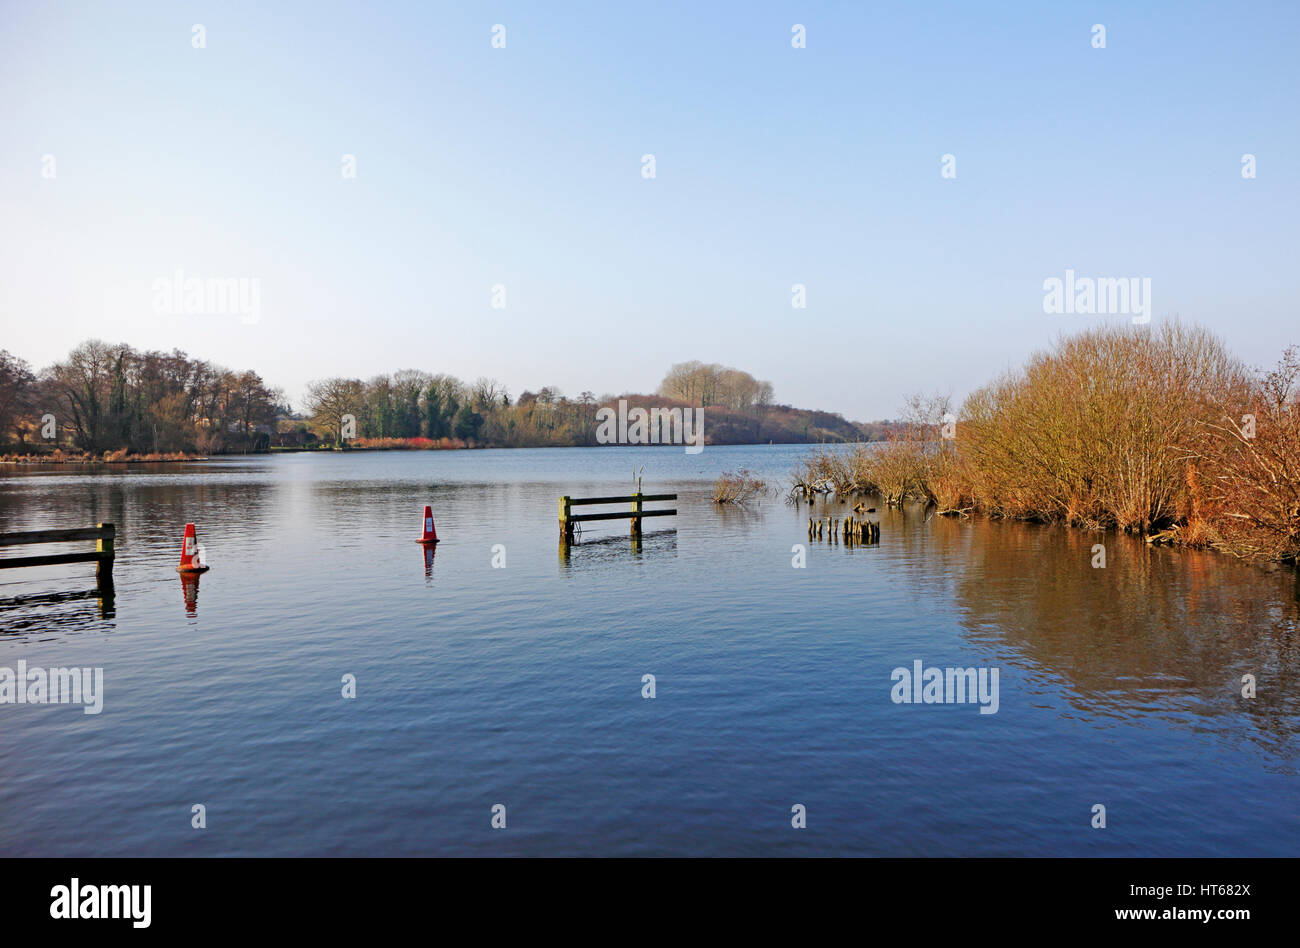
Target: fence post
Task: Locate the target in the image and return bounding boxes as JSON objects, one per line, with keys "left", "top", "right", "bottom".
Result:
{"left": 559, "top": 496, "right": 573, "bottom": 542}
{"left": 95, "top": 522, "right": 115, "bottom": 590}
{"left": 630, "top": 492, "right": 642, "bottom": 535}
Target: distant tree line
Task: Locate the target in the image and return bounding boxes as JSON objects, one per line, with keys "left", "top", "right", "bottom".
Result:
{"left": 303, "top": 361, "right": 883, "bottom": 449}
{"left": 304, "top": 373, "right": 611, "bottom": 448}
{"left": 305, "top": 373, "right": 502, "bottom": 445}
{"left": 0, "top": 341, "right": 889, "bottom": 456}
{"left": 0, "top": 341, "right": 282, "bottom": 454}
{"left": 657, "top": 360, "right": 775, "bottom": 412}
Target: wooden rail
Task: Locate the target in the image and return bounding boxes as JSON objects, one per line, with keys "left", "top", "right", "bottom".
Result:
{"left": 0, "top": 523, "right": 115, "bottom": 590}
{"left": 559, "top": 493, "right": 677, "bottom": 541}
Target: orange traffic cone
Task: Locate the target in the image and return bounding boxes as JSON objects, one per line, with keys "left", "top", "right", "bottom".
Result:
{"left": 176, "top": 522, "right": 210, "bottom": 572}
{"left": 416, "top": 505, "right": 439, "bottom": 544}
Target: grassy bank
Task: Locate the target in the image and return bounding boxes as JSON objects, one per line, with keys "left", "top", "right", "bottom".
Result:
{"left": 1, "top": 450, "right": 205, "bottom": 464}
{"left": 794, "top": 323, "right": 1300, "bottom": 564}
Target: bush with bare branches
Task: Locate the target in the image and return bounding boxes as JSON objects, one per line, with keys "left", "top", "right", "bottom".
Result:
{"left": 959, "top": 323, "right": 1252, "bottom": 532}
{"left": 712, "top": 469, "right": 769, "bottom": 505}
{"left": 1192, "top": 346, "right": 1300, "bottom": 561}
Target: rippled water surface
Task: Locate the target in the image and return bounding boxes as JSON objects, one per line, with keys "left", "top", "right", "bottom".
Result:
{"left": 0, "top": 445, "right": 1296, "bottom": 855}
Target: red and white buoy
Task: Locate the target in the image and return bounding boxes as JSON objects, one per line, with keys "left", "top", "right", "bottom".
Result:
{"left": 415, "top": 505, "right": 439, "bottom": 544}
{"left": 176, "top": 522, "right": 210, "bottom": 573}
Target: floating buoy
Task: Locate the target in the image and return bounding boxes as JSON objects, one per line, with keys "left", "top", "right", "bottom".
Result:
{"left": 176, "top": 522, "right": 210, "bottom": 573}
{"left": 416, "top": 505, "right": 439, "bottom": 544}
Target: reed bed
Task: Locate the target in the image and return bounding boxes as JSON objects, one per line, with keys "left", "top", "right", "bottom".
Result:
{"left": 350, "top": 436, "right": 469, "bottom": 450}
{"left": 0, "top": 450, "right": 197, "bottom": 463}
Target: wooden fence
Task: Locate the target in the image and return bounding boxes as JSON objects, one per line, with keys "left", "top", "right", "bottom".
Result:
{"left": 558, "top": 494, "right": 677, "bottom": 541}
{"left": 0, "top": 523, "right": 115, "bottom": 590}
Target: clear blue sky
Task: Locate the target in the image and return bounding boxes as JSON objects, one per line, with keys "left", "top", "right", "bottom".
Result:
{"left": 2, "top": 1, "right": 1296, "bottom": 419}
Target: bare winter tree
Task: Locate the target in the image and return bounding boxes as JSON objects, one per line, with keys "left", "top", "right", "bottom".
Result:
{"left": 305, "top": 377, "right": 365, "bottom": 446}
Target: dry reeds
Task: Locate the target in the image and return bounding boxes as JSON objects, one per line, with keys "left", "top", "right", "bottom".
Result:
{"left": 712, "top": 469, "right": 769, "bottom": 505}
{"left": 350, "top": 436, "right": 468, "bottom": 450}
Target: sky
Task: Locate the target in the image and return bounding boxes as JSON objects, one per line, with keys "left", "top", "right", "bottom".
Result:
{"left": 1, "top": 0, "right": 1297, "bottom": 419}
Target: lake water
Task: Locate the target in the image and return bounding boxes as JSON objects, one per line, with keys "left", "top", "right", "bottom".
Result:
{"left": 0, "top": 445, "right": 1296, "bottom": 856}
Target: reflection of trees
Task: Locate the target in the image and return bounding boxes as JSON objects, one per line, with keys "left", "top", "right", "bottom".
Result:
{"left": 711, "top": 502, "right": 764, "bottom": 530}
{"left": 946, "top": 516, "right": 1300, "bottom": 760}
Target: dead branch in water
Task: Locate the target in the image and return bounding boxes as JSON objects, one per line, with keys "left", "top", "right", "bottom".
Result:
{"left": 712, "top": 469, "right": 769, "bottom": 505}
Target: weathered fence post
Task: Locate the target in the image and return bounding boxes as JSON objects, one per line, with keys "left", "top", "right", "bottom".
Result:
{"left": 559, "top": 496, "right": 573, "bottom": 542}
{"left": 630, "top": 492, "right": 643, "bottom": 536}
{"left": 95, "top": 522, "right": 115, "bottom": 590}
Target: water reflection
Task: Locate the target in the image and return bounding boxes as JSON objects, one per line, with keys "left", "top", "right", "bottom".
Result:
{"left": 2, "top": 449, "right": 1296, "bottom": 855}
{"left": 942, "top": 516, "right": 1300, "bottom": 765}
{"left": 712, "top": 503, "right": 765, "bottom": 528}
{"left": 0, "top": 588, "right": 115, "bottom": 635}
{"left": 179, "top": 571, "right": 200, "bottom": 616}
{"left": 559, "top": 529, "right": 677, "bottom": 569}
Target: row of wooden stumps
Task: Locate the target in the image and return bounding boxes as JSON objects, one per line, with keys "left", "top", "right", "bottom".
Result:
{"left": 808, "top": 515, "right": 880, "bottom": 544}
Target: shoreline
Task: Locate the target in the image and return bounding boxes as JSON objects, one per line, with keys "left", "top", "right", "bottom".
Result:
{"left": 2, "top": 440, "right": 848, "bottom": 465}
{"left": 0, "top": 453, "right": 212, "bottom": 465}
